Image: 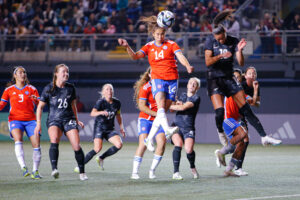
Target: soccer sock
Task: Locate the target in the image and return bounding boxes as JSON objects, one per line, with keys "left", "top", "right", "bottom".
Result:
{"left": 215, "top": 108, "right": 225, "bottom": 133}
{"left": 146, "top": 116, "right": 160, "bottom": 141}
{"left": 226, "top": 158, "right": 239, "bottom": 172}
{"left": 239, "top": 103, "right": 266, "bottom": 137}
{"left": 172, "top": 146, "right": 182, "bottom": 173}
{"left": 49, "top": 143, "right": 59, "bottom": 170}
{"left": 156, "top": 108, "right": 170, "bottom": 132}
{"left": 132, "top": 156, "right": 142, "bottom": 174}
{"left": 99, "top": 146, "right": 120, "bottom": 160}
{"left": 15, "top": 141, "right": 26, "bottom": 169}
{"left": 32, "top": 147, "right": 41, "bottom": 172}
{"left": 84, "top": 150, "right": 97, "bottom": 164}
{"left": 220, "top": 143, "right": 235, "bottom": 155}
{"left": 236, "top": 141, "right": 249, "bottom": 169}
{"left": 75, "top": 148, "right": 85, "bottom": 173}
{"left": 186, "top": 151, "right": 196, "bottom": 169}
{"left": 150, "top": 154, "right": 163, "bottom": 172}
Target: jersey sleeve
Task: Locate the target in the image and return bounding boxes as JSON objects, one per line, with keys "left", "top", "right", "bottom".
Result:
{"left": 172, "top": 42, "right": 181, "bottom": 54}
{"left": 139, "top": 44, "right": 149, "bottom": 57}
{"left": 31, "top": 86, "right": 40, "bottom": 105}
{"left": 70, "top": 85, "right": 76, "bottom": 101}
{"left": 116, "top": 100, "right": 121, "bottom": 114}
{"left": 234, "top": 37, "right": 239, "bottom": 52}
{"left": 188, "top": 95, "right": 200, "bottom": 106}
{"left": 40, "top": 85, "right": 50, "bottom": 103}
{"left": 257, "top": 86, "right": 260, "bottom": 97}
{"left": 93, "top": 99, "right": 102, "bottom": 110}
{"left": 1, "top": 88, "right": 9, "bottom": 102}
{"left": 204, "top": 36, "right": 213, "bottom": 51}
{"left": 138, "top": 86, "right": 148, "bottom": 101}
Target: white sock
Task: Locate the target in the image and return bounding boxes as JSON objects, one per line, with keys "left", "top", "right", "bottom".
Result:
{"left": 32, "top": 147, "right": 41, "bottom": 172}
{"left": 150, "top": 154, "right": 163, "bottom": 171}
{"left": 147, "top": 117, "right": 161, "bottom": 141}
{"left": 132, "top": 156, "right": 142, "bottom": 174}
{"left": 15, "top": 141, "right": 26, "bottom": 169}
{"left": 156, "top": 108, "right": 170, "bottom": 132}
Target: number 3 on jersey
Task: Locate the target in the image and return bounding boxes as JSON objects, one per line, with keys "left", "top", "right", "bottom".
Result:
{"left": 58, "top": 98, "right": 68, "bottom": 108}
{"left": 154, "top": 50, "right": 164, "bottom": 60}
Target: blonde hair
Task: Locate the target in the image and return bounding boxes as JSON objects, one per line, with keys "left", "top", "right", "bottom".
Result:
{"left": 140, "top": 16, "right": 165, "bottom": 35}
{"left": 101, "top": 83, "right": 114, "bottom": 98}
{"left": 189, "top": 77, "right": 201, "bottom": 90}
{"left": 7, "top": 66, "right": 29, "bottom": 87}
{"left": 245, "top": 66, "right": 257, "bottom": 76}
{"left": 51, "top": 64, "right": 69, "bottom": 92}
{"left": 133, "top": 68, "right": 151, "bottom": 108}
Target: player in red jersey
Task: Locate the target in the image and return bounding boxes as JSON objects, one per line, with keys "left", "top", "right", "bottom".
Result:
{"left": 0, "top": 66, "right": 41, "bottom": 179}
{"left": 131, "top": 68, "right": 166, "bottom": 179}
{"left": 118, "top": 15, "right": 193, "bottom": 152}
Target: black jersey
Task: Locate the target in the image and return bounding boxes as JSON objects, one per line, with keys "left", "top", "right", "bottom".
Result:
{"left": 174, "top": 92, "right": 200, "bottom": 130}
{"left": 242, "top": 80, "right": 260, "bottom": 97}
{"left": 93, "top": 97, "right": 121, "bottom": 131}
{"left": 204, "top": 34, "right": 239, "bottom": 79}
{"left": 40, "top": 82, "right": 76, "bottom": 122}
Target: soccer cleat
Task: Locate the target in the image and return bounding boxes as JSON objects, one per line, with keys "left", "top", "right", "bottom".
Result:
{"left": 144, "top": 138, "right": 155, "bottom": 152}
{"left": 165, "top": 126, "right": 179, "bottom": 140}
{"left": 31, "top": 170, "right": 42, "bottom": 179}
{"left": 79, "top": 173, "right": 88, "bottom": 181}
{"left": 234, "top": 168, "right": 248, "bottom": 176}
{"left": 214, "top": 149, "right": 221, "bottom": 168}
{"left": 261, "top": 135, "right": 282, "bottom": 146}
{"left": 74, "top": 167, "right": 79, "bottom": 173}
{"left": 149, "top": 170, "right": 156, "bottom": 179}
{"left": 95, "top": 157, "right": 104, "bottom": 170}
{"left": 224, "top": 170, "right": 240, "bottom": 177}
{"left": 22, "top": 167, "right": 30, "bottom": 177}
{"left": 51, "top": 169, "right": 59, "bottom": 179}
{"left": 215, "top": 149, "right": 226, "bottom": 167}
{"left": 218, "top": 131, "right": 228, "bottom": 146}
{"left": 172, "top": 172, "right": 183, "bottom": 180}
{"left": 191, "top": 168, "right": 199, "bottom": 179}
{"left": 130, "top": 173, "right": 140, "bottom": 180}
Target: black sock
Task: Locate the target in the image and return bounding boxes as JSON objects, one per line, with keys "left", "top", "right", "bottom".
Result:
{"left": 239, "top": 103, "right": 266, "bottom": 137}
{"left": 215, "top": 108, "right": 225, "bottom": 132}
{"left": 84, "top": 150, "right": 97, "bottom": 164}
{"left": 49, "top": 143, "right": 59, "bottom": 170}
{"left": 236, "top": 142, "right": 249, "bottom": 169}
{"left": 172, "top": 146, "right": 182, "bottom": 173}
{"left": 186, "top": 151, "right": 196, "bottom": 169}
{"left": 99, "top": 146, "right": 120, "bottom": 160}
{"left": 75, "top": 148, "right": 85, "bottom": 173}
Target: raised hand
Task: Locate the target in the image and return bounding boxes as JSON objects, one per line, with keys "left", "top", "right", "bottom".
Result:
{"left": 238, "top": 38, "right": 247, "bottom": 51}
{"left": 118, "top": 38, "right": 128, "bottom": 47}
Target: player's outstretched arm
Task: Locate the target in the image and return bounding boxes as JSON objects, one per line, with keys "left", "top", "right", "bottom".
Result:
{"left": 138, "top": 99, "right": 157, "bottom": 117}
{"left": 236, "top": 38, "right": 246, "bottom": 66}
{"left": 116, "top": 111, "right": 125, "bottom": 138}
{"left": 34, "top": 101, "right": 46, "bottom": 136}
{"left": 175, "top": 51, "right": 194, "bottom": 73}
{"left": 205, "top": 50, "right": 232, "bottom": 66}
{"left": 170, "top": 101, "right": 194, "bottom": 111}
{"left": 72, "top": 100, "right": 84, "bottom": 128}
{"left": 118, "top": 38, "right": 144, "bottom": 60}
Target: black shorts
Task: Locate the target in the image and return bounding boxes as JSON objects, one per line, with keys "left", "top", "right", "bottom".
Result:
{"left": 93, "top": 129, "right": 119, "bottom": 141}
{"left": 207, "top": 77, "right": 243, "bottom": 97}
{"left": 47, "top": 118, "right": 78, "bottom": 133}
{"left": 172, "top": 122, "right": 195, "bottom": 141}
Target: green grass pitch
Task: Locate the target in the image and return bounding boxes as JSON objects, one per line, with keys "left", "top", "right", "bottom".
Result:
{"left": 0, "top": 142, "right": 299, "bottom": 200}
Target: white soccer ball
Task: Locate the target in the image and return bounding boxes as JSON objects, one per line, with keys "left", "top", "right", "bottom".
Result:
{"left": 157, "top": 10, "right": 175, "bottom": 28}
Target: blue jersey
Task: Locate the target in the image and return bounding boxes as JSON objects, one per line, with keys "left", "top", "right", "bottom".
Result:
{"left": 204, "top": 34, "right": 239, "bottom": 79}
{"left": 173, "top": 92, "right": 200, "bottom": 130}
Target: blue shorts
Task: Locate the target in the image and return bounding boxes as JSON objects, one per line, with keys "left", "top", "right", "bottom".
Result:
{"left": 151, "top": 79, "right": 178, "bottom": 101}
{"left": 9, "top": 120, "right": 40, "bottom": 139}
{"left": 138, "top": 118, "right": 164, "bottom": 136}
{"left": 223, "top": 118, "right": 240, "bottom": 139}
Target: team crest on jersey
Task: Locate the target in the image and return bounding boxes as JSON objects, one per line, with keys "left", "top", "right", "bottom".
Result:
{"left": 11, "top": 124, "right": 15, "bottom": 127}
{"left": 142, "top": 127, "right": 146, "bottom": 131}
{"left": 157, "top": 84, "right": 162, "bottom": 89}
{"left": 163, "top": 46, "right": 168, "bottom": 50}
{"left": 12, "top": 92, "right": 16, "bottom": 95}
{"left": 151, "top": 49, "right": 154, "bottom": 51}
{"left": 25, "top": 91, "right": 29, "bottom": 95}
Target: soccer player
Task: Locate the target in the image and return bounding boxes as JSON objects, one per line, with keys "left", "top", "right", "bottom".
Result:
{"left": 170, "top": 77, "right": 201, "bottom": 180}
{"left": 80, "top": 84, "right": 125, "bottom": 171}
{"left": 242, "top": 66, "right": 260, "bottom": 107}
{"left": 131, "top": 69, "right": 166, "bottom": 180}
{"left": 204, "top": 10, "right": 281, "bottom": 146}
{"left": 0, "top": 66, "right": 42, "bottom": 179}
{"left": 34, "top": 64, "right": 87, "bottom": 181}
{"left": 118, "top": 15, "right": 194, "bottom": 152}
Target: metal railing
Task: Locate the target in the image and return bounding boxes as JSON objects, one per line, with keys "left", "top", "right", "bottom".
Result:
{"left": 1, "top": 30, "right": 300, "bottom": 63}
